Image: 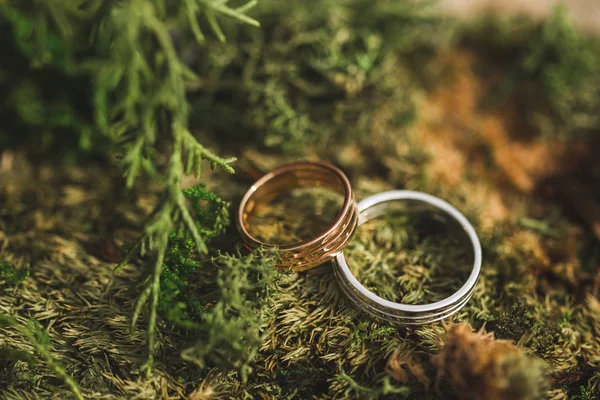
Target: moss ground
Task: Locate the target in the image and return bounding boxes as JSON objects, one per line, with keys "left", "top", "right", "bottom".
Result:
{"left": 1, "top": 3, "right": 600, "bottom": 399}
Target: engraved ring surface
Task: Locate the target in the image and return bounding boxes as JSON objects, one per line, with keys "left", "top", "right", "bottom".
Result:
{"left": 237, "top": 161, "right": 358, "bottom": 271}
{"left": 334, "top": 190, "right": 482, "bottom": 324}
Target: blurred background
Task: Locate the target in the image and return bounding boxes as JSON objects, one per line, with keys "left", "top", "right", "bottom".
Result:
{"left": 442, "top": 0, "right": 600, "bottom": 33}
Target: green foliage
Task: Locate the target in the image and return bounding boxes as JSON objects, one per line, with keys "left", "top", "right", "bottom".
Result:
{"left": 335, "top": 366, "right": 410, "bottom": 399}
{"left": 0, "top": 5, "right": 96, "bottom": 157}
{"left": 181, "top": 248, "right": 280, "bottom": 382}
{"left": 0, "top": 314, "right": 83, "bottom": 400}
{"left": 159, "top": 235, "right": 204, "bottom": 329}
{"left": 0, "top": 0, "right": 452, "bottom": 378}
{"left": 462, "top": 5, "right": 600, "bottom": 137}
{"left": 2, "top": 0, "right": 600, "bottom": 398}
{"left": 192, "top": 0, "right": 453, "bottom": 153}
{"left": 159, "top": 184, "right": 230, "bottom": 327}
{"left": 522, "top": 6, "right": 597, "bottom": 105}
{"left": 0, "top": 0, "right": 260, "bottom": 378}
{"left": 353, "top": 322, "right": 397, "bottom": 344}
{"left": 182, "top": 183, "right": 231, "bottom": 239}
{"left": 144, "top": 186, "right": 279, "bottom": 382}
{"left": 0, "top": 262, "right": 30, "bottom": 286}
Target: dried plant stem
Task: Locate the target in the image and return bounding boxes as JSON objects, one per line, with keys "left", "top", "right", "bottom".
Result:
{"left": 140, "top": 231, "right": 169, "bottom": 378}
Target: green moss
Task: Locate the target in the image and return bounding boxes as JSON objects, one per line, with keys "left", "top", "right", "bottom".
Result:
{"left": 344, "top": 205, "right": 473, "bottom": 304}
{"left": 181, "top": 248, "right": 281, "bottom": 382}
{"left": 158, "top": 183, "right": 230, "bottom": 328}
{"left": 461, "top": 5, "right": 600, "bottom": 138}
{"left": 335, "top": 366, "right": 410, "bottom": 399}
{"left": 491, "top": 300, "right": 537, "bottom": 341}
{"left": 191, "top": 0, "right": 453, "bottom": 153}
{"left": 0, "top": 263, "right": 30, "bottom": 286}
{"left": 1, "top": 0, "right": 600, "bottom": 399}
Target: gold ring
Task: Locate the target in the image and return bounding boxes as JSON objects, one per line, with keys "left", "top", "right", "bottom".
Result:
{"left": 237, "top": 161, "right": 358, "bottom": 271}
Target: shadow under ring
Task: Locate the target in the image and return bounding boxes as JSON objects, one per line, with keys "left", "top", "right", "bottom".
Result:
{"left": 237, "top": 161, "right": 358, "bottom": 271}
{"left": 334, "top": 190, "right": 482, "bottom": 325}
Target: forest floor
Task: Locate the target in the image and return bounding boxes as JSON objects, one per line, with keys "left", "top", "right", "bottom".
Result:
{"left": 1, "top": 6, "right": 600, "bottom": 400}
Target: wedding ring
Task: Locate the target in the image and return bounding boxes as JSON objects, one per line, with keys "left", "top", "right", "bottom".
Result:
{"left": 237, "top": 161, "right": 358, "bottom": 271}
{"left": 334, "top": 190, "right": 482, "bottom": 324}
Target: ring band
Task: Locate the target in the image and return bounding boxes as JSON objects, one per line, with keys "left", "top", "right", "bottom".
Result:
{"left": 237, "top": 161, "right": 358, "bottom": 271}
{"left": 334, "top": 190, "right": 482, "bottom": 324}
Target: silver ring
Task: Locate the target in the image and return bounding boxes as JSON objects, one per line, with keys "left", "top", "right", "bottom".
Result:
{"left": 334, "top": 190, "right": 482, "bottom": 325}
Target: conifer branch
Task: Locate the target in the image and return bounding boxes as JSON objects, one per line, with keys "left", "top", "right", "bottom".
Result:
{"left": 3, "top": 0, "right": 260, "bottom": 381}
{"left": 203, "top": 0, "right": 260, "bottom": 27}
{"left": 139, "top": 231, "right": 169, "bottom": 378}
{"left": 86, "top": 0, "right": 256, "bottom": 376}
